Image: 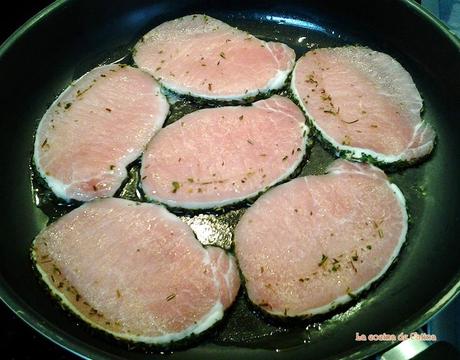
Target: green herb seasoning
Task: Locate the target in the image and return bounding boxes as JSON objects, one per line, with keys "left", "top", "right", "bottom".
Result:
{"left": 52, "top": 264, "right": 61, "bottom": 275}
{"left": 346, "top": 287, "right": 357, "bottom": 299}
{"left": 342, "top": 135, "right": 352, "bottom": 146}
{"left": 324, "top": 108, "right": 339, "bottom": 116}
{"left": 318, "top": 254, "right": 328, "bottom": 267}
{"left": 350, "top": 261, "right": 357, "bottom": 273}
{"left": 41, "top": 139, "right": 49, "bottom": 149}
{"left": 306, "top": 73, "right": 318, "bottom": 85}
{"left": 171, "top": 181, "right": 181, "bottom": 193}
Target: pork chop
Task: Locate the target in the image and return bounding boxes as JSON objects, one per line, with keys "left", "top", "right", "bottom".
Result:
{"left": 32, "top": 198, "right": 240, "bottom": 344}
{"left": 234, "top": 159, "right": 407, "bottom": 317}
{"left": 133, "top": 14, "right": 296, "bottom": 101}
{"left": 141, "top": 95, "right": 309, "bottom": 209}
{"left": 291, "top": 46, "right": 435, "bottom": 165}
{"left": 34, "top": 64, "right": 169, "bottom": 202}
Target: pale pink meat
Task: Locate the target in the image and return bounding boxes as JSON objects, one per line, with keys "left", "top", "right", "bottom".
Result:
{"left": 291, "top": 46, "right": 435, "bottom": 164}
{"left": 234, "top": 159, "right": 407, "bottom": 317}
{"left": 141, "top": 95, "right": 309, "bottom": 209}
{"left": 32, "top": 198, "right": 240, "bottom": 344}
{"left": 133, "top": 14, "right": 296, "bottom": 101}
{"left": 34, "top": 64, "right": 169, "bottom": 202}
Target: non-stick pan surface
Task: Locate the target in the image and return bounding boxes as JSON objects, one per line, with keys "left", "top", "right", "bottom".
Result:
{"left": 0, "top": 0, "right": 459, "bottom": 359}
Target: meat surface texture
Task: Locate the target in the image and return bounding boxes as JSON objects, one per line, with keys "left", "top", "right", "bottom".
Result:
{"left": 133, "top": 14, "right": 296, "bottom": 101}
{"left": 291, "top": 46, "right": 435, "bottom": 165}
{"left": 34, "top": 64, "right": 169, "bottom": 202}
{"left": 141, "top": 95, "right": 309, "bottom": 209}
{"left": 32, "top": 198, "right": 240, "bottom": 344}
{"left": 234, "top": 159, "right": 407, "bottom": 317}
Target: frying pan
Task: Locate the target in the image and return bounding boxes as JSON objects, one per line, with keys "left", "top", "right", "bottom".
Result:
{"left": 1, "top": 0, "right": 459, "bottom": 359}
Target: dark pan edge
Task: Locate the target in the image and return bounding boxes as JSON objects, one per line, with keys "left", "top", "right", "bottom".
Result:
{"left": 0, "top": 0, "right": 67, "bottom": 56}
{"left": 405, "top": 0, "right": 460, "bottom": 47}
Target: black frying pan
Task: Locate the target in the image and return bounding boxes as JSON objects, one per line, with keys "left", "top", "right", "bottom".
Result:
{"left": 1, "top": 0, "right": 459, "bottom": 359}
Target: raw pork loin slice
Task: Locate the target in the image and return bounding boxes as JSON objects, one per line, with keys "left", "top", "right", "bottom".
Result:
{"left": 32, "top": 198, "right": 240, "bottom": 344}
{"left": 141, "top": 95, "right": 309, "bottom": 209}
{"left": 291, "top": 46, "right": 435, "bottom": 165}
{"left": 133, "top": 14, "right": 296, "bottom": 101}
{"left": 234, "top": 159, "right": 407, "bottom": 317}
{"left": 34, "top": 64, "right": 169, "bottom": 202}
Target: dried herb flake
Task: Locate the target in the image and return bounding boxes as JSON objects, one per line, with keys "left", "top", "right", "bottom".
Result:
{"left": 318, "top": 254, "right": 328, "bottom": 267}
{"left": 171, "top": 181, "right": 181, "bottom": 193}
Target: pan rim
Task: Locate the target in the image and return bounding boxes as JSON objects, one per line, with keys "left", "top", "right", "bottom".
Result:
{"left": 0, "top": 0, "right": 459, "bottom": 359}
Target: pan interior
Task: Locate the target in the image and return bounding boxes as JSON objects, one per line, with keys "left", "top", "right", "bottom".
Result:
{"left": 1, "top": 1, "right": 459, "bottom": 359}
